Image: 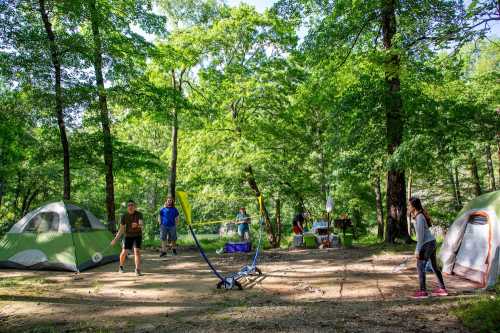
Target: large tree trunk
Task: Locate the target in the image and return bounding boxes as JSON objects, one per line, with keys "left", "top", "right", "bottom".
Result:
{"left": 381, "top": 0, "right": 410, "bottom": 243}
{"left": 244, "top": 166, "right": 278, "bottom": 247}
{"left": 89, "top": 0, "right": 116, "bottom": 231}
{"left": 168, "top": 70, "right": 183, "bottom": 200}
{"left": 470, "top": 156, "right": 482, "bottom": 197}
{"left": 38, "top": 0, "right": 71, "bottom": 201}
{"left": 374, "top": 175, "right": 384, "bottom": 239}
{"left": 168, "top": 109, "right": 178, "bottom": 198}
{"left": 485, "top": 144, "right": 496, "bottom": 191}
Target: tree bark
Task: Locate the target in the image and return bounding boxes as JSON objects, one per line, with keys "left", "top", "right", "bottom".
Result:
{"left": 88, "top": 0, "right": 116, "bottom": 231}
{"left": 485, "top": 144, "right": 496, "bottom": 191}
{"left": 406, "top": 170, "right": 413, "bottom": 237}
{"left": 454, "top": 166, "right": 462, "bottom": 209}
{"left": 381, "top": 0, "right": 410, "bottom": 243}
{"left": 470, "top": 156, "right": 482, "bottom": 197}
{"left": 448, "top": 166, "right": 462, "bottom": 211}
{"left": 0, "top": 179, "right": 4, "bottom": 208}
{"left": 244, "top": 165, "right": 278, "bottom": 247}
{"left": 22, "top": 188, "right": 40, "bottom": 217}
{"left": 168, "top": 70, "right": 182, "bottom": 200}
{"left": 374, "top": 175, "right": 384, "bottom": 239}
{"left": 38, "top": 0, "right": 71, "bottom": 201}
{"left": 275, "top": 196, "right": 282, "bottom": 247}
{"left": 498, "top": 142, "right": 500, "bottom": 185}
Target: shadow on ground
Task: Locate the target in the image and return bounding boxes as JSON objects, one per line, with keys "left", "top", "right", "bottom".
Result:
{"left": 0, "top": 246, "right": 484, "bottom": 333}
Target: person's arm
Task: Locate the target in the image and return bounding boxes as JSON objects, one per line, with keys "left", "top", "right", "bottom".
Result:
{"left": 111, "top": 224, "right": 125, "bottom": 246}
{"left": 175, "top": 209, "right": 180, "bottom": 225}
{"left": 157, "top": 210, "right": 161, "bottom": 225}
{"left": 415, "top": 214, "right": 425, "bottom": 258}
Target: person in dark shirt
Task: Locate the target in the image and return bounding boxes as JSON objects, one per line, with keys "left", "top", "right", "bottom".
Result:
{"left": 158, "top": 196, "right": 179, "bottom": 257}
{"left": 292, "top": 212, "right": 306, "bottom": 235}
{"left": 111, "top": 200, "right": 144, "bottom": 276}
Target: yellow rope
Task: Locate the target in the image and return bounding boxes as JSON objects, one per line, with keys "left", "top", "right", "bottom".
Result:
{"left": 190, "top": 216, "right": 256, "bottom": 227}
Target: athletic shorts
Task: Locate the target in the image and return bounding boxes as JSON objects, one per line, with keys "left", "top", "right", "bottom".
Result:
{"left": 238, "top": 223, "right": 250, "bottom": 236}
{"left": 160, "top": 225, "right": 177, "bottom": 242}
{"left": 123, "top": 235, "right": 142, "bottom": 250}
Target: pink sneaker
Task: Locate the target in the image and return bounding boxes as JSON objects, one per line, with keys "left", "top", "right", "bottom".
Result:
{"left": 431, "top": 288, "right": 448, "bottom": 296}
{"left": 412, "top": 290, "right": 429, "bottom": 299}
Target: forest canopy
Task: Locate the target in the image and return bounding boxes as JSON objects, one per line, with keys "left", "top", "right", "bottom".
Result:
{"left": 0, "top": 0, "right": 499, "bottom": 246}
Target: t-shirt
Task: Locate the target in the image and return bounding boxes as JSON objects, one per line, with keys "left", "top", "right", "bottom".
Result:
{"left": 121, "top": 211, "right": 143, "bottom": 237}
{"left": 236, "top": 212, "right": 250, "bottom": 224}
{"left": 414, "top": 213, "right": 435, "bottom": 254}
{"left": 159, "top": 207, "right": 179, "bottom": 228}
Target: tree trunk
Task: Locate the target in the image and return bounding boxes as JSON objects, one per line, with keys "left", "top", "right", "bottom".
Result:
{"left": 374, "top": 175, "right": 384, "bottom": 239}
{"left": 89, "top": 0, "right": 116, "bottom": 232}
{"left": 244, "top": 165, "right": 278, "bottom": 247}
{"left": 22, "top": 188, "right": 40, "bottom": 217}
{"left": 275, "top": 196, "right": 282, "bottom": 247}
{"left": 38, "top": 0, "right": 71, "bottom": 201}
{"left": 0, "top": 179, "right": 4, "bottom": 208}
{"left": 168, "top": 109, "right": 178, "bottom": 198}
{"left": 448, "top": 166, "right": 462, "bottom": 211}
{"left": 381, "top": 0, "right": 410, "bottom": 243}
{"left": 485, "top": 144, "right": 496, "bottom": 191}
{"left": 470, "top": 156, "right": 482, "bottom": 197}
{"left": 406, "top": 170, "right": 413, "bottom": 237}
{"left": 454, "top": 166, "right": 462, "bottom": 209}
{"left": 168, "top": 70, "right": 181, "bottom": 200}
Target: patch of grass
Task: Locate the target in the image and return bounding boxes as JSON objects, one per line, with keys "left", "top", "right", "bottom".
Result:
{"left": 27, "top": 323, "right": 114, "bottom": 333}
{"left": 0, "top": 276, "right": 51, "bottom": 288}
{"left": 353, "top": 233, "right": 383, "bottom": 246}
{"left": 452, "top": 280, "right": 500, "bottom": 333}
{"left": 0, "top": 276, "right": 57, "bottom": 297}
{"left": 453, "top": 295, "right": 500, "bottom": 333}
{"left": 143, "top": 232, "right": 272, "bottom": 252}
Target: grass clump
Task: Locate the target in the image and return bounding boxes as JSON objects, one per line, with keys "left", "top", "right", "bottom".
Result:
{"left": 453, "top": 282, "right": 500, "bottom": 333}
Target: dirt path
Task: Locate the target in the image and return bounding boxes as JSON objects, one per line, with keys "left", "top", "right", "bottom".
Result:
{"left": 0, "top": 246, "right": 482, "bottom": 332}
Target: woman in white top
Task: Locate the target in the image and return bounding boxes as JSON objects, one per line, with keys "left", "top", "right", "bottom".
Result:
{"left": 408, "top": 197, "right": 447, "bottom": 299}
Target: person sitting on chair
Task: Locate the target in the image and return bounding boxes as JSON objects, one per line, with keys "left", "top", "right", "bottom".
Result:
{"left": 235, "top": 207, "right": 251, "bottom": 241}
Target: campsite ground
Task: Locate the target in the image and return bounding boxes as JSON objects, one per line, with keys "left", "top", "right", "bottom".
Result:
{"left": 0, "top": 245, "right": 491, "bottom": 333}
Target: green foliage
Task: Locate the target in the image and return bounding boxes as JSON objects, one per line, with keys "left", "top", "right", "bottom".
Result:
{"left": 0, "top": 0, "right": 498, "bottom": 246}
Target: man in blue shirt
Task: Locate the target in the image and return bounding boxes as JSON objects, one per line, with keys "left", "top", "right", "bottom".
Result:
{"left": 158, "top": 196, "right": 179, "bottom": 257}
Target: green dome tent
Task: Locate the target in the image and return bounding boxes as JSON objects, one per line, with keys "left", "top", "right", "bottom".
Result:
{"left": 0, "top": 202, "right": 120, "bottom": 272}
{"left": 440, "top": 191, "right": 500, "bottom": 289}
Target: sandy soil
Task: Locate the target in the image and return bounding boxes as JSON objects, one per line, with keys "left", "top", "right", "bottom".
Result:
{"left": 0, "top": 246, "right": 485, "bottom": 333}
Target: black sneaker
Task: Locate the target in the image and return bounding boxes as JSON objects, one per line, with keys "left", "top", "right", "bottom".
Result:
{"left": 135, "top": 269, "right": 143, "bottom": 276}
{"left": 118, "top": 266, "right": 125, "bottom": 273}
{"left": 172, "top": 248, "right": 177, "bottom": 256}
{"left": 160, "top": 252, "right": 167, "bottom": 258}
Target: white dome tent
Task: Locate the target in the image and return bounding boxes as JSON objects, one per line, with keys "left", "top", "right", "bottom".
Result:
{"left": 439, "top": 191, "right": 500, "bottom": 289}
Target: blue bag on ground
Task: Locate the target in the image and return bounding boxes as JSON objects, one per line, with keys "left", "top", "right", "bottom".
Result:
{"left": 224, "top": 241, "right": 252, "bottom": 253}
